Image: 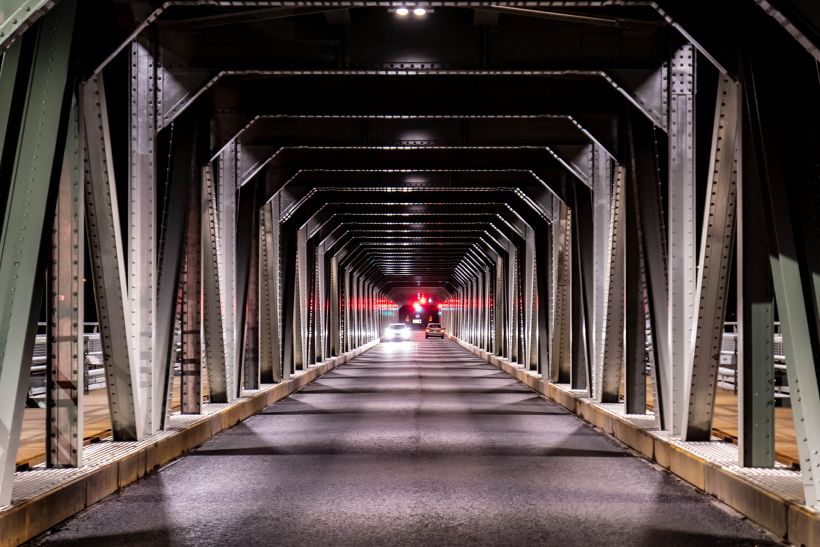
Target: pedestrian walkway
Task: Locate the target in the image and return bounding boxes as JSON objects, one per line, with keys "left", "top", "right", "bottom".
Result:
{"left": 32, "top": 334, "right": 776, "bottom": 546}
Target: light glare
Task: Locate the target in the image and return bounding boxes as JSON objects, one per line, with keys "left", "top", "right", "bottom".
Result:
{"left": 413, "top": 7, "right": 427, "bottom": 16}
{"left": 396, "top": 7, "right": 409, "bottom": 16}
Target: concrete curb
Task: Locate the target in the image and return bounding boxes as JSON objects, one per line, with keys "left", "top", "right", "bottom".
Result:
{"left": 450, "top": 336, "right": 819, "bottom": 546}
{"left": 0, "top": 341, "right": 378, "bottom": 547}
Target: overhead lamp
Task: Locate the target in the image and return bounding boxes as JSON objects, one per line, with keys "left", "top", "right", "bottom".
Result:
{"left": 413, "top": 7, "right": 427, "bottom": 16}
{"left": 396, "top": 7, "right": 409, "bottom": 16}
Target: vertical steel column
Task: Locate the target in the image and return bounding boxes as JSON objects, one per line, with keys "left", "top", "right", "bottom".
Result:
{"left": 295, "top": 227, "right": 308, "bottom": 365}
{"left": 128, "top": 37, "right": 157, "bottom": 434}
{"left": 242, "top": 212, "right": 259, "bottom": 390}
{"left": 82, "top": 76, "right": 142, "bottom": 439}
{"left": 524, "top": 231, "right": 536, "bottom": 367}
{"left": 280, "top": 223, "right": 297, "bottom": 380}
{"left": 627, "top": 115, "right": 671, "bottom": 430}
{"left": 316, "top": 244, "right": 327, "bottom": 362}
{"left": 343, "top": 268, "right": 350, "bottom": 351}
{"left": 599, "top": 166, "right": 626, "bottom": 402}
{"left": 683, "top": 77, "right": 741, "bottom": 441}
{"left": 180, "top": 163, "right": 202, "bottom": 414}
{"left": 572, "top": 184, "right": 595, "bottom": 393}
{"left": 743, "top": 52, "right": 820, "bottom": 506}
{"left": 592, "top": 146, "right": 613, "bottom": 397}
{"left": 485, "top": 267, "right": 492, "bottom": 352}
{"left": 0, "top": 1, "right": 77, "bottom": 505}
{"left": 550, "top": 205, "right": 572, "bottom": 383}
{"left": 738, "top": 111, "right": 775, "bottom": 467}
{"left": 47, "top": 98, "right": 83, "bottom": 468}
{"left": 202, "top": 164, "right": 227, "bottom": 400}
{"left": 625, "top": 156, "right": 648, "bottom": 414}
{"left": 494, "top": 256, "right": 505, "bottom": 356}
{"left": 217, "top": 146, "right": 238, "bottom": 399}
{"left": 668, "top": 44, "right": 697, "bottom": 436}
{"left": 235, "top": 183, "right": 257, "bottom": 391}
{"left": 153, "top": 115, "right": 196, "bottom": 427}
{"left": 570, "top": 197, "right": 589, "bottom": 391}
{"left": 508, "top": 249, "right": 518, "bottom": 361}
{"left": 534, "top": 227, "right": 551, "bottom": 375}
{"left": 259, "top": 200, "right": 278, "bottom": 382}
{"left": 329, "top": 256, "right": 342, "bottom": 357}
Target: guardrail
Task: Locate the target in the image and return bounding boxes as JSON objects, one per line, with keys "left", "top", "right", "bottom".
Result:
{"left": 28, "top": 323, "right": 182, "bottom": 407}
{"left": 717, "top": 322, "right": 790, "bottom": 405}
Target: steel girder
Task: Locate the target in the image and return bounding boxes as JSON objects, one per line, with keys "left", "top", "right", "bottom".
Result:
{"left": 82, "top": 76, "right": 143, "bottom": 440}
{"left": 47, "top": 97, "right": 83, "bottom": 468}
{"left": 128, "top": 37, "right": 159, "bottom": 432}
{"left": 154, "top": 114, "right": 199, "bottom": 427}
{"left": 202, "top": 164, "right": 229, "bottom": 400}
{"left": 740, "top": 35, "right": 820, "bottom": 506}
{"left": 224, "top": 115, "right": 614, "bottom": 168}
{"left": 0, "top": 0, "right": 77, "bottom": 506}
{"left": 682, "top": 76, "right": 741, "bottom": 441}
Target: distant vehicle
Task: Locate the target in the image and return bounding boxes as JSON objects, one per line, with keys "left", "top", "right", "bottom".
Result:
{"left": 425, "top": 323, "right": 445, "bottom": 339}
{"left": 385, "top": 323, "right": 411, "bottom": 341}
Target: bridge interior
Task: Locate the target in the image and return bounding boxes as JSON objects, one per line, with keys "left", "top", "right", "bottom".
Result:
{"left": 1, "top": 1, "right": 820, "bottom": 545}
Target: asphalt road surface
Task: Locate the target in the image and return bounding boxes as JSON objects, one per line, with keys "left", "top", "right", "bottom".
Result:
{"left": 33, "top": 333, "right": 777, "bottom": 546}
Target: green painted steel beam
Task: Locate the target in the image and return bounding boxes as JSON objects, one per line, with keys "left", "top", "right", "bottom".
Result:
{"left": 0, "top": 0, "right": 55, "bottom": 51}
{"left": 0, "top": 0, "right": 76, "bottom": 507}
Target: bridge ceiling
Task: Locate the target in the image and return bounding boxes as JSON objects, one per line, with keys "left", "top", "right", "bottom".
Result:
{"left": 59, "top": 0, "right": 778, "bottom": 301}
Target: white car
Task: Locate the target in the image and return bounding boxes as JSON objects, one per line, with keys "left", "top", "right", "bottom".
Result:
{"left": 385, "top": 323, "right": 411, "bottom": 341}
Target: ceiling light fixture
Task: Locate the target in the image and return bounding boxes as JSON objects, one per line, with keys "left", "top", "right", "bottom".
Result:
{"left": 396, "top": 7, "right": 409, "bottom": 16}
{"left": 413, "top": 7, "right": 427, "bottom": 16}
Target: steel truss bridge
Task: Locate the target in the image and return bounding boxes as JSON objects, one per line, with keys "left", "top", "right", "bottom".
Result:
{"left": 0, "top": 0, "right": 819, "bottom": 544}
